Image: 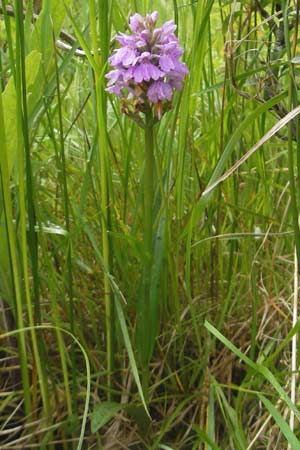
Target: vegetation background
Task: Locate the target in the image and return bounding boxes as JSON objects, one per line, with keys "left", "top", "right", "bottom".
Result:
{"left": 1, "top": 0, "right": 300, "bottom": 449}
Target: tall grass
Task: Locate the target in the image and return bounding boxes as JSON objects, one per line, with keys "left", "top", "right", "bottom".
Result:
{"left": 1, "top": 0, "right": 300, "bottom": 448}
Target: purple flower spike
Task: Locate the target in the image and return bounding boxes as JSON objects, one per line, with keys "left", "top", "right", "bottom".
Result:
{"left": 129, "top": 13, "right": 144, "bottom": 32}
{"left": 106, "top": 11, "right": 188, "bottom": 119}
{"left": 147, "top": 81, "right": 173, "bottom": 103}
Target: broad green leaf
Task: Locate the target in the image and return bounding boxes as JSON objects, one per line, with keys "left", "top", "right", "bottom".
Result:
{"left": 3, "top": 50, "right": 41, "bottom": 175}
{"left": 30, "top": 0, "right": 66, "bottom": 61}
{"left": 137, "top": 213, "right": 166, "bottom": 366}
{"left": 125, "top": 404, "right": 151, "bottom": 437}
{"left": 91, "top": 402, "right": 123, "bottom": 433}
{"left": 149, "top": 215, "right": 166, "bottom": 350}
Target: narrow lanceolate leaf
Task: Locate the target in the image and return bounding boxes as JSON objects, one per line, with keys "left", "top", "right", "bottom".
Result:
{"left": 115, "top": 296, "right": 150, "bottom": 417}
{"left": 258, "top": 394, "right": 300, "bottom": 448}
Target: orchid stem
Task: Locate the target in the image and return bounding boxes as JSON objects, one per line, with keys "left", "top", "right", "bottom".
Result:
{"left": 141, "top": 108, "right": 155, "bottom": 401}
{"left": 144, "top": 110, "right": 154, "bottom": 255}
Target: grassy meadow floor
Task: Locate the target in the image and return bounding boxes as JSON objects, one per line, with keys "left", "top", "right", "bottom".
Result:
{"left": 1, "top": 0, "right": 300, "bottom": 449}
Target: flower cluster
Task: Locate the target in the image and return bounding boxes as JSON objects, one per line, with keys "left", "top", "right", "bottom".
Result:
{"left": 105, "top": 11, "right": 188, "bottom": 119}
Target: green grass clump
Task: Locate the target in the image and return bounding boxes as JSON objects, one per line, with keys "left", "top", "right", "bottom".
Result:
{"left": 1, "top": 1, "right": 300, "bottom": 449}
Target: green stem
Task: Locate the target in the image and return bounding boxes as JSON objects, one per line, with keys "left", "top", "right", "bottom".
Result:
{"left": 52, "top": 34, "right": 74, "bottom": 419}
{"left": 141, "top": 109, "right": 155, "bottom": 399}
{"left": 98, "top": 78, "right": 114, "bottom": 399}
{"left": 144, "top": 111, "right": 155, "bottom": 256}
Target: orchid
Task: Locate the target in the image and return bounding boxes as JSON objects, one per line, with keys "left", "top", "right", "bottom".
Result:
{"left": 105, "top": 11, "right": 188, "bottom": 120}
{"left": 105, "top": 12, "right": 189, "bottom": 393}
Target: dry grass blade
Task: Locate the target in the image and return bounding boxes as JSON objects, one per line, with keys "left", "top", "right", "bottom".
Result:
{"left": 288, "top": 247, "right": 298, "bottom": 450}
{"left": 202, "top": 105, "right": 300, "bottom": 197}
